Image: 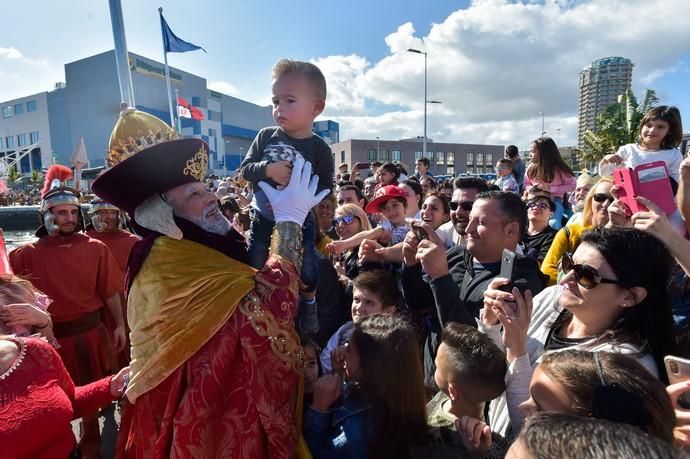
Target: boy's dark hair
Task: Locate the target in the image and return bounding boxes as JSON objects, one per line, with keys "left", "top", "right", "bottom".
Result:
{"left": 519, "top": 413, "right": 684, "bottom": 459}
{"left": 454, "top": 176, "right": 489, "bottom": 192}
{"left": 353, "top": 178, "right": 364, "bottom": 190}
{"left": 353, "top": 270, "right": 399, "bottom": 308}
{"left": 505, "top": 145, "right": 519, "bottom": 158}
{"left": 441, "top": 323, "right": 506, "bottom": 403}
{"left": 272, "top": 59, "right": 327, "bottom": 100}
{"left": 476, "top": 190, "right": 528, "bottom": 238}
{"left": 371, "top": 161, "right": 382, "bottom": 168}
{"left": 416, "top": 157, "right": 430, "bottom": 167}
{"left": 638, "top": 105, "right": 684, "bottom": 149}
{"left": 497, "top": 158, "right": 514, "bottom": 168}
{"left": 527, "top": 195, "right": 556, "bottom": 212}
{"left": 338, "top": 184, "right": 365, "bottom": 203}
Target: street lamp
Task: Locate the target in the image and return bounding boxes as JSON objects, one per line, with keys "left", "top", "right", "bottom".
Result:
{"left": 376, "top": 136, "right": 380, "bottom": 160}
{"left": 407, "top": 48, "right": 441, "bottom": 159}
{"left": 538, "top": 112, "right": 546, "bottom": 138}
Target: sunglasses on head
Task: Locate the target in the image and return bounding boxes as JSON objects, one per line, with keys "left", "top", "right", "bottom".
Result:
{"left": 449, "top": 201, "right": 474, "bottom": 212}
{"left": 560, "top": 252, "right": 620, "bottom": 289}
{"left": 332, "top": 215, "right": 358, "bottom": 226}
{"left": 527, "top": 202, "right": 550, "bottom": 211}
{"left": 592, "top": 193, "right": 614, "bottom": 204}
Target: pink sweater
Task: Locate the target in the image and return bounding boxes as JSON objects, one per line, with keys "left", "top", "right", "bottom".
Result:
{"left": 523, "top": 168, "right": 576, "bottom": 197}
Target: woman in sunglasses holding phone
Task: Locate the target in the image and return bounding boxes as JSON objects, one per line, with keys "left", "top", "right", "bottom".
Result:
{"left": 480, "top": 227, "right": 676, "bottom": 437}
{"left": 541, "top": 178, "right": 614, "bottom": 285}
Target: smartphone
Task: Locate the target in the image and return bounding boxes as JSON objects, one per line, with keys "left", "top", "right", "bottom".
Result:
{"left": 497, "top": 249, "right": 529, "bottom": 294}
{"left": 665, "top": 355, "right": 690, "bottom": 409}
{"left": 411, "top": 222, "right": 428, "bottom": 241}
{"left": 613, "top": 161, "right": 676, "bottom": 215}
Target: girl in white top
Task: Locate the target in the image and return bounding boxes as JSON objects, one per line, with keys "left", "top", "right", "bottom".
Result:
{"left": 599, "top": 106, "right": 684, "bottom": 182}
{"left": 479, "top": 227, "right": 676, "bottom": 437}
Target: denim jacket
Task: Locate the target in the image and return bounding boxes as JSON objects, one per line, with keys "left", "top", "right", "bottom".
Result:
{"left": 304, "top": 388, "right": 372, "bottom": 459}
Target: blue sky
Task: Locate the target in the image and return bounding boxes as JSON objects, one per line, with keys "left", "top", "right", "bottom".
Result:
{"left": 2, "top": 0, "right": 689, "bottom": 150}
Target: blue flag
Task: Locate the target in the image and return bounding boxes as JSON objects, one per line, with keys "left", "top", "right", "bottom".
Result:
{"left": 160, "top": 12, "right": 206, "bottom": 54}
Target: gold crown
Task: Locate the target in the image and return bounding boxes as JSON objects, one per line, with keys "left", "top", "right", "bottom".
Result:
{"left": 108, "top": 106, "right": 180, "bottom": 166}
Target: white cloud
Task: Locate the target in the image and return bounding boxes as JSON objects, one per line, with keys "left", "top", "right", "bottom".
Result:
{"left": 319, "top": 0, "right": 690, "bottom": 149}
{"left": 208, "top": 81, "right": 239, "bottom": 96}
{"left": 0, "top": 47, "right": 23, "bottom": 59}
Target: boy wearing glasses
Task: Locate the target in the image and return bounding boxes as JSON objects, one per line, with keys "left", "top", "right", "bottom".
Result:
{"left": 521, "top": 196, "right": 557, "bottom": 264}
{"left": 494, "top": 159, "right": 519, "bottom": 194}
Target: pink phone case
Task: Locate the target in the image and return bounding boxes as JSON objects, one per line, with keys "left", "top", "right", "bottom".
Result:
{"left": 613, "top": 161, "right": 676, "bottom": 215}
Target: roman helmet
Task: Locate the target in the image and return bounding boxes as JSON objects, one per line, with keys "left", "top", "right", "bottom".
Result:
{"left": 36, "top": 165, "right": 84, "bottom": 237}
{"left": 87, "top": 198, "right": 125, "bottom": 232}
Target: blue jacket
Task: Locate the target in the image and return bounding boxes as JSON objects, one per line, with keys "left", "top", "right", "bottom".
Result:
{"left": 304, "top": 392, "right": 372, "bottom": 459}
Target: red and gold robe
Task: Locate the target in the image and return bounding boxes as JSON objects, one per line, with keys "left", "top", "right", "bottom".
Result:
{"left": 116, "top": 237, "right": 304, "bottom": 458}
{"left": 9, "top": 233, "right": 122, "bottom": 384}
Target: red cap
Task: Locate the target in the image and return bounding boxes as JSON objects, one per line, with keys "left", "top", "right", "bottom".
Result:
{"left": 364, "top": 185, "right": 407, "bottom": 214}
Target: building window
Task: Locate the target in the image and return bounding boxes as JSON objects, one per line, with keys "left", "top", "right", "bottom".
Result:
{"left": 2, "top": 106, "right": 12, "bottom": 118}
{"left": 368, "top": 149, "right": 376, "bottom": 161}
{"left": 341, "top": 151, "right": 345, "bottom": 164}
{"left": 436, "top": 151, "right": 445, "bottom": 165}
{"left": 447, "top": 152, "right": 454, "bottom": 163}
{"left": 13, "top": 104, "right": 24, "bottom": 115}
{"left": 208, "top": 128, "right": 217, "bottom": 137}
{"left": 30, "top": 131, "right": 39, "bottom": 144}
{"left": 425, "top": 151, "right": 434, "bottom": 162}
{"left": 6, "top": 136, "right": 14, "bottom": 149}
{"left": 380, "top": 150, "right": 390, "bottom": 162}
{"left": 17, "top": 133, "right": 27, "bottom": 147}
{"left": 415, "top": 151, "right": 423, "bottom": 160}
{"left": 486, "top": 154, "right": 493, "bottom": 168}
{"left": 447, "top": 165, "right": 455, "bottom": 176}
{"left": 467, "top": 152, "right": 474, "bottom": 166}
{"left": 0, "top": 137, "right": 3, "bottom": 150}
{"left": 392, "top": 150, "right": 401, "bottom": 162}
{"left": 477, "top": 153, "right": 484, "bottom": 167}
{"left": 26, "top": 100, "right": 37, "bottom": 112}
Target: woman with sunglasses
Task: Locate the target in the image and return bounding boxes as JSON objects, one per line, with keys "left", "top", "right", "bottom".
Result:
{"left": 480, "top": 227, "right": 676, "bottom": 437}
{"left": 541, "top": 178, "right": 613, "bottom": 285}
{"left": 521, "top": 196, "right": 557, "bottom": 264}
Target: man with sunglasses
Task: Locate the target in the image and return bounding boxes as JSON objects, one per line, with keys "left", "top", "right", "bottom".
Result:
{"left": 435, "top": 177, "right": 489, "bottom": 248}
{"left": 402, "top": 191, "right": 547, "bottom": 385}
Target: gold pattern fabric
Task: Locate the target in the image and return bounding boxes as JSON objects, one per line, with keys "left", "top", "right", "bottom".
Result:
{"left": 126, "top": 237, "right": 256, "bottom": 402}
{"left": 182, "top": 147, "right": 209, "bottom": 181}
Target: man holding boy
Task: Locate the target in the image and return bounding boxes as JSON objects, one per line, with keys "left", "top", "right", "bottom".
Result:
{"left": 240, "top": 59, "right": 334, "bottom": 333}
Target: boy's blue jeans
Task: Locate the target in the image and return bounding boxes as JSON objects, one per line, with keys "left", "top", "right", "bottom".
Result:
{"left": 247, "top": 208, "right": 319, "bottom": 293}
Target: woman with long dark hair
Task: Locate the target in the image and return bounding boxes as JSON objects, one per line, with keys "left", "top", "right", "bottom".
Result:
{"left": 482, "top": 227, "right": 676, "bottom": 436}
{"left": 304, "top": 314, "right": 428, "bottom": 458}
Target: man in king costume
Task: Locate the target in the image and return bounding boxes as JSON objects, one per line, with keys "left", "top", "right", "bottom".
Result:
{"left": 92, "top": 107, "right": 328, "bottom": 458}
{"left": 9, "top": 165, "right": 126, "bottom": 457}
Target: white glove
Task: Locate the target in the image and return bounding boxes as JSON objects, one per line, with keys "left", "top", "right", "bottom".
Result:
{"left": 258, "top": 154, "right": 330, "bottom": 225}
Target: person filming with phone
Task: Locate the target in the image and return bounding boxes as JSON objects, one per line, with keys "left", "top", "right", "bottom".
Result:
{"left": 402, "top": 191, "right": 546, "bottom": 385}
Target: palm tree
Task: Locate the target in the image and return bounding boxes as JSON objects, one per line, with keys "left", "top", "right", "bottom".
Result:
{"left": 7, "top": 166, "right": 22, "bottom": 187}
{"left": 580, "top": 88, "right": 659, "bottom": 165}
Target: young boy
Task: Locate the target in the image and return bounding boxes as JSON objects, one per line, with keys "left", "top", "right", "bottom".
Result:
{"left": 240, "top": 59, "right": 334, "bottom": 333}
{"left": 319, "top": 270, "right": 398, "bottom": 374}
{"left": 427, "top": 323, "right": 508, "bottom": 457}
{"left": 494, "top": 158, "right": 520, "bottom": 193}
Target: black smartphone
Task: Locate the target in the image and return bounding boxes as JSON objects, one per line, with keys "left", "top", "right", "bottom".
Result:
{"left": 497, "top": 249, "right": 529, "bottom": 294}
{"left": 412, "top": 222, "right": 428, "bottom": 241}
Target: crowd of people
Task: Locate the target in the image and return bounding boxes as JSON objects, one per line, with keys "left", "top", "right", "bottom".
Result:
{"left": 1, "top": 58, "right": 690, "bottom": 459}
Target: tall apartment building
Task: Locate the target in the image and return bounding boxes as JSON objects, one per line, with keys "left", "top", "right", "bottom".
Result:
{"left": 577, "top": 57, "right": 634, "bottom": 148}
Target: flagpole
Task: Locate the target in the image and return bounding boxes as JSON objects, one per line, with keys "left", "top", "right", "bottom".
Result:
{"left": 108, "top": 0, "right": 135, "bottom": 107}
{"left": 174, "top": 89, "right": 182, "bottom": 133}
{"left": 159, "top": 7, "right": 176, "bottom": 129}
